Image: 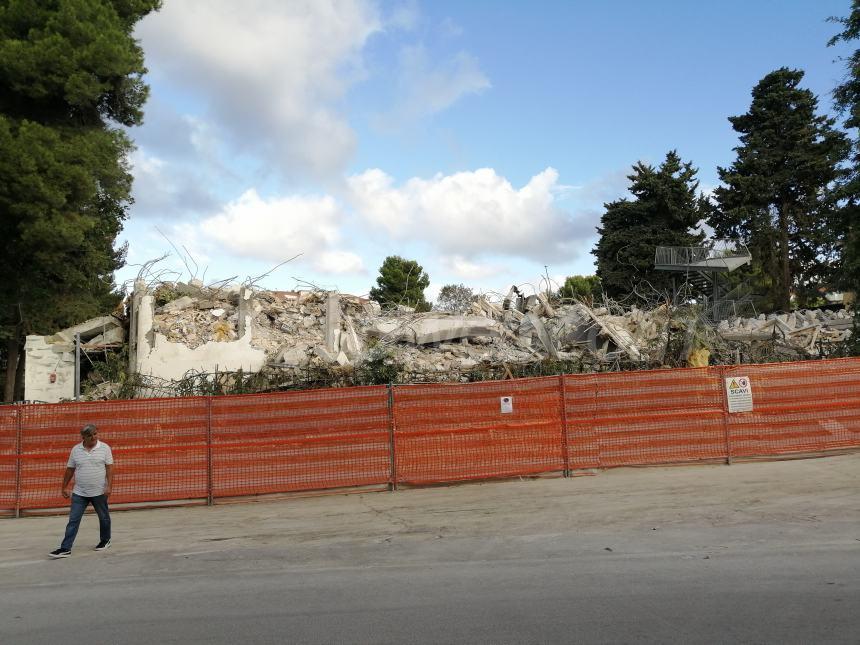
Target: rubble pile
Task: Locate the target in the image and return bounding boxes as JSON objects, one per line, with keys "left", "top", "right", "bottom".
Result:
{"left": 147, "top": 283, "right": 698, "bottom": 377}
{"left": 148, "top": 281, "right": 856, "bottom": 382}
{"left": 717, "top": 309, "right": 854, "bottom": 357}
{"left": 24, "top": 278, "right": 847, "bottom": 404}
{"left": 717, "top": 309, "right": 854, "bottom": 355}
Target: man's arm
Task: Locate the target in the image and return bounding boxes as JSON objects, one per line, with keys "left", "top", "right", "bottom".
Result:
{"left": 104, "top": 464, "right": 112, "bottom": 498}
{"left": 61, "top": 467, "right": 74, "bottom": 499}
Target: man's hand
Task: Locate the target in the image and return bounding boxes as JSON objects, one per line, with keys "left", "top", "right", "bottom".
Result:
{"left": 104, "top": 485, "right": 111, "bottom": 499}
{"left": 61, "top": 488, "right": 70, "bottom": 499}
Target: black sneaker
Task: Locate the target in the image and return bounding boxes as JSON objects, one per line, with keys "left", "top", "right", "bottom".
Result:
{"left": 94, "top": 539, "right": 111, "bottom": 551}
{"left": 49, "top": 548, "right": 71, "bottom": 559}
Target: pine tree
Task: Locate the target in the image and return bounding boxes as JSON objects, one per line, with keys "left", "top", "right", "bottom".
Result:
{"left": 593, "top": 151, "right": 705, "bottom": 300}
{"left": 711, "top": 68, "right": 849, "bottom": 311}
{"left": 369, "top": 256, "right": 431, "bottom": 311}
{"left": 0, "top": 0, "right": 161, "bottom": 400}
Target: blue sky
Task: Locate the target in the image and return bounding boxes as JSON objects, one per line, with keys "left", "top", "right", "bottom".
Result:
{"left": 119, "top": 0, "right": 853, "bottom": 301}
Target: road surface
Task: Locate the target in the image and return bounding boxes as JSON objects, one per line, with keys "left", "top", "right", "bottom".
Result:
{"left": 1, "top": 453, "right": 858, "bottom": 643}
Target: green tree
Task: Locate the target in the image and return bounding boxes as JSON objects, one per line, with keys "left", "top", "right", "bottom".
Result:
{"left": 711, "top": 68, "right": 849, "bottom": 311}
{"left": 829, "top": 3, "right": 860, "bottom": 296}
{"left": 0, "top": 0, "right": 160, "bottom": 400}
{"left": 435, "top": 283, "right": 476, "bottom": 313}
{"left": 369, "top": 256, "right": 431, "bottom": 311}
{"left": 593, "top": 151, "right": 706, "bottom": 300}
{"left": 558, "top": 275, "right": 601, "bottom": 303}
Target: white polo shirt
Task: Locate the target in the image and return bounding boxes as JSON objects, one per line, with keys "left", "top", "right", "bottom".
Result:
{"left": 67, "top": 440, "right": 113, "bottom": 497}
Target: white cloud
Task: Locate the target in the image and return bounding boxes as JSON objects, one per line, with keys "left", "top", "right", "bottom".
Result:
{"left": 348, "top": 167, "right": 582, "bottom": 261}
{"left": 374, "top": 44, "right": 490, "bottom": 129}
{"left": 136, "top": 0, "right": 382, "bottom": 179}
{"left": 130, "top": 148, "right": 220, "bottom": 219}
{"left": 193, "top": 189, "right": 362, "bottom": 274}
{"left": 439, "top": 256, "right": 504, "bottom": 281}
{"left": 316, "top": 250, "right": 366, "bottom": 275}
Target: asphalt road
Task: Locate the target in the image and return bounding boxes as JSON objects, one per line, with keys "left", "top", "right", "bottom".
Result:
{"left": 1, "top": 454, "right": 858, "bottom": 644}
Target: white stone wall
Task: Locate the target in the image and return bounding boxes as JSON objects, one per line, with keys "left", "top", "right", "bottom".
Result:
{"left": 132, "top": 291, "right": 267, "bottom": 382}
{"left": 23, "top": 336, "right": 75, "bottom": 403}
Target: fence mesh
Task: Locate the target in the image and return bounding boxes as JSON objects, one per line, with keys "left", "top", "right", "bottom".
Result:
{"left": 723, "top": 359, "right": 860, "bottom": 457}
{"left": 392, "top": 377, "right": 565, "bottom": 485}
{"left": 2, "top": 357, "right": 859, "bottom": 515}
{"left": 210, "top": 386, "right": 391, "bottom": 497}
{"left": 0, "top": 407, "right": 16, "bottom": 512}
{"left": 565, "top": 368, "right": 727, "bottom": 468}
{"left": 18, "top": 398, "right": 209, "bottom": 510}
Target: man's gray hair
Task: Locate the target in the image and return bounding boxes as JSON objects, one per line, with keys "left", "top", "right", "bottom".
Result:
{"left": 80, "top": 423, "right": 97, "bottom": 436}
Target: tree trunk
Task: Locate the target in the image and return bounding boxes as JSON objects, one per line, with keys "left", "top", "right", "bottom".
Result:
{"left": 14, "top": 340, "right": 25, "bottom": 401}
{"left": 778, "top": 204, "right": 792, "bottom": 311}
{"left": 3, "top": 334, "right": 20, "bottom": 402}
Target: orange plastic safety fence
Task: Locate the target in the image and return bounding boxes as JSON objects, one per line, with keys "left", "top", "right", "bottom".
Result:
{"left": 210, "top": 386, "right": 391, "bottom": 498}
{"left": 17, "top": 398, "right": 209, "bottom": 510}
{"left": 3, "top": 357, "right": 860, "bottom": 515}
{"left": 723, "top": 358, "right": 860, "bottom": 457}
{"left": 564, "top": 368, "right": 727, "bottom": 468}
{"left": 0, "top": 407, "right": 17, "bottom": 513}
{"left": 392, "top": 377, "right": 565, "bottom": 484}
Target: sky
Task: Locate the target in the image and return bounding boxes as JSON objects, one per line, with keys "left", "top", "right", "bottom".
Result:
{"left": 119, "top": 0, "right": 855, "bottom": 302}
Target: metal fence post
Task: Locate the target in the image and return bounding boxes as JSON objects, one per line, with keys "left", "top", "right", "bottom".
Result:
{"left": 558, "top": 375, "right": 570, "bottom": 477}
{"left": 387, "top": 383, "right": 397, "bottom": 491}
{"left": 206, "top": 397, "right": 213, "bottom": 505}
{"left": 717, "top": 367, "right": 733, "bottom": 465}
{"left": 15, "top": 405, "right": 22, "bottom": 518}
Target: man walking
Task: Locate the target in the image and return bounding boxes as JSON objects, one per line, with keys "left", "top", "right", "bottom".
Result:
{"left": 49, "top": 424, "right": 114, "bottom": 559}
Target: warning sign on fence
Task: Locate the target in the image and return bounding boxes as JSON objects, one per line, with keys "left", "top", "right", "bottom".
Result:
{"left": 500, "top": 396, "right": 513, "bottom": 414}
{"left": 725, "top": 376, "right": 753, "bottom": 413}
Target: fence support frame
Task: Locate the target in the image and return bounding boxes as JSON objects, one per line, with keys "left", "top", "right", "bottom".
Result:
{"left": 14, "top": 406, "right": 22, "bottom": 518}
{"left": 206, "top": 397, "right": 213, "bottom": 505}
{"left": 717, "top": 367, "right": 733, "bottom": 465}
{"left": 558, "top": 375, "right": 571, "bottom": 477}
{"left": 387, "top": 384, "right": 397, "bottom": 491}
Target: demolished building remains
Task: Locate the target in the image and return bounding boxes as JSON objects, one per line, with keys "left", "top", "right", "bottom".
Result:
{"left": 23, "top": 279, "right": 856, "bottom": 403}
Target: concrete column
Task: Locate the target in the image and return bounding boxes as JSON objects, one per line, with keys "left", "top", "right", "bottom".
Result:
{"left": 128, "top": 279, "right": 147, "bottom": 374}
{"left": 238, "top": 286, "right": 253, "bottom": 337}
{"left": 325, "top": 292, "right": 341, "bottom": 353}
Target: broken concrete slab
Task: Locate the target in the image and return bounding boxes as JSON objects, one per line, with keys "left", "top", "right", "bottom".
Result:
{"left": 84, "top": 327, "right": 126, "bottom": 347}
{"left": 54, "top": 316, "right": 122, "bottom": 343}
{"left": 367, "top": 316, "right": 504, "bottom": 345}
{"left": 526, "top": 312, "right": 559, "bottom": 359}
{"left": 157, "top": 296, "right": 196, "bottom": 314}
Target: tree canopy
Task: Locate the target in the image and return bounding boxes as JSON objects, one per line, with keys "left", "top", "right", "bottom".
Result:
{"left": 369, "top": 256, "right": 431, "bottom": 311}
{"left": 0, "top": 0, "right": 161, "bottom": 400}
{"left": 829, "top": 1, "right": 860, "bottom": 295}
{"left": 710, "top": 68, "right": 849, "bottom": 311}
{"left": 558, "top": 275, "right": 601, "bottom": 304}
{"left": 592, "top": 151, "right": 706, "bottom": 301}
{"left": 435, "top": 283, "right": 477, "bottom": 313}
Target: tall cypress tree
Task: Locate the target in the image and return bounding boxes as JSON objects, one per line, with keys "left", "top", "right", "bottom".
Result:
{"left": 0, "top": 0, "right": 161, "bottom": 400}
{"left": 711, "top": 68, "right": 849, "bottom": 312}
{"left": 829, "top": 2, "right": 860, "bottom": 296}
{"left": 593, "top": 151, "right": 706, "bottom": 300}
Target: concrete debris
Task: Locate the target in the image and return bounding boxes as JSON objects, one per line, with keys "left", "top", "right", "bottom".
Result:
{"left": 124, "top": 282, "right": 858, "bottom": 374}
{"left": 52, "top": 315, "right": 123, "bottom": 344}
{"left": 367, "top": 316, "right": 504, "bottom": 345}
{"left": 24, "top": 276, "right": 857, "bottom": 403}
{"left": 717, "top": 309, "right": 853, "bottom": 355}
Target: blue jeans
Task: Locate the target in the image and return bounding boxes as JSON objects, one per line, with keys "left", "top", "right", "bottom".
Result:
{"left": 60, "top": 493, "right": 111, "bottom": 551}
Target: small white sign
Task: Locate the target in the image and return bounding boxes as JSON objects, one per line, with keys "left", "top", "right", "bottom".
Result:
{"left": 725, "top": 376, "right": 753, "bottom": 413}
{"left": 500, "top": 396, "right": 513, "bottom": 414}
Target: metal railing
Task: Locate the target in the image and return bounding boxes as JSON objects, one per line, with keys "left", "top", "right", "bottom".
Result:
{"left": 654, "top": 243, "right": 751, "bottom": 267}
